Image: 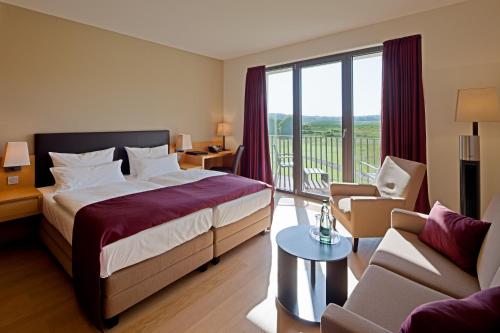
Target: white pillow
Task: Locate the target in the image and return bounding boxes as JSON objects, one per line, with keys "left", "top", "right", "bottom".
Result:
{"left": 125, "top": 144, "right": 169, "bottom": 177}
{"left": 50, "top": 160, "right": 125, "bottom": 192}
{"left": 49, "top": 148, "right": 115, "bottom": 167}
{"left": 135, "top": 154, "right": 180, "bottom": 180}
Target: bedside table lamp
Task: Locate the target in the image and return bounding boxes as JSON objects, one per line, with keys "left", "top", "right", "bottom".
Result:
{"left": 3, "top": 141, "right": 30, "bottom": 172}
{"left": 217, "top": 122, "right": 232, "bottom": 151}
{"left": 175, "top": 134, "right": 192, "bottom": 152}
{"left": 455, "top": 87, "right": 500, "bottom": 218}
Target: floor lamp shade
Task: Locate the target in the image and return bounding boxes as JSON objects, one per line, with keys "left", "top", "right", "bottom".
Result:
{"left": 455, "top": 87, "right": 500, "bottom": 218}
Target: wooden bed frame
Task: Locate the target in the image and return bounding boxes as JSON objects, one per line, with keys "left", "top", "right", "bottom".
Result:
{"left": 34, "top": 130, "right": 272, "bottom": 325}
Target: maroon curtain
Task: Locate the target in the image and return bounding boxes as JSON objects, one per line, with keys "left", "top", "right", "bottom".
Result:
{"left": 241, "top": 66, "right": 274, "bottom": 186}
{"left": 381, "top": 35, "right": 430, "bottom": 213}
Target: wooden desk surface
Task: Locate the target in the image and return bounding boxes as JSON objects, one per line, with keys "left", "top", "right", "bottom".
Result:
{"left": 182, "top": 150, "right": 234, "bottom": 169}
{"left": 0, "top": 187, "right": 41, "bottom": 203}
{"left": 200, "top": 151, "right": 233, "bottom": 159}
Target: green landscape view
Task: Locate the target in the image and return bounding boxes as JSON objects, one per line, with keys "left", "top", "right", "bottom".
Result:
{"left": 268, "top": 113, "right": 381, "bottom": 187}
{"left": 268, "top": 113, "right": 381, "bottom": 138}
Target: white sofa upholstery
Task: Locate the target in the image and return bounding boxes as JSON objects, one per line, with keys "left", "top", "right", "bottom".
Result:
{"left": 321, "top": 194, "right": 500, "bottom": 333}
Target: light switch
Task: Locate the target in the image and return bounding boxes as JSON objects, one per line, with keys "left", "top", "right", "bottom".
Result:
{"left": 7, "top": 176, "right": 19, "bottom": 185}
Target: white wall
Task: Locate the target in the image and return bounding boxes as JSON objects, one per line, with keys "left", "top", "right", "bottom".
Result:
{"left": 0, "top": 4, "right": 223, "bottom": 155}
{"left": 223, "top": 0, "right": 500, "bottom": 214}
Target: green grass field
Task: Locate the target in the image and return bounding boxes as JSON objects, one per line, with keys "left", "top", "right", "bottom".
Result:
{"left": 269, "top": 113, "right": 381, "bottom": 186}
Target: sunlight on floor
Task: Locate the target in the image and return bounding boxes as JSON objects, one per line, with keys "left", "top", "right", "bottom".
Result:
{"left": 245, "top": 193, "right": 374, "bottom": 333}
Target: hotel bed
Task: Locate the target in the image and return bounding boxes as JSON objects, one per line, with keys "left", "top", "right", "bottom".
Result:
{"left": 34, "top": 130, "right": 272, "bottom": 328}
{"left": 146, "top": 168, "right": 273, "bottom": 261}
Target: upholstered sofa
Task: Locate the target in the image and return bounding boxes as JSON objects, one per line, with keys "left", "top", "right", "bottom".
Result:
{"left": 321, "top": 194, "right": 500, "bottom": 333}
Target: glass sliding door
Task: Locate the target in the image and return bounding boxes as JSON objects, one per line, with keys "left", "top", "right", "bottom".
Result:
{"left": 267, "top": 68, "right": 294, "bottom": 192}
{"left": 266, "top": 47, "right": 382, "bottom": 198}
{"left": 300, "top": 62, "right": 343, "bottom": 196}
{"left": 352, "top": 52, "right": 382, "bottom": 184}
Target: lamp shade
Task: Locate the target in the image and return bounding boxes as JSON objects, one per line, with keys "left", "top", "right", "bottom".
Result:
{"left": 456, "top": 87, "right": 500, "bottom": 122}
{"left": 3, "top": 142, "right": 30, "bottom": 167}
{"left": 175, "top": 134, "right": 192, "bottom": 150}
{"left": 216, "top": 122, "right": 232, "bottom": 136}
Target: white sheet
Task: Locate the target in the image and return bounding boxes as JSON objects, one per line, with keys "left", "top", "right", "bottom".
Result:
{"left": 213, "top": 188, "right": 272, "bottom": 228}
{"left": 39, "top": 184, "right": 212, "bottom": 278}
{"left": 148, "top": 169, "right": 272, "bottom": 228}
{"left": 147, "top": 168, "right": 226, "bottom": 187}
{"left": 40, "top": 169, "right": 272, "bottom": 277}
{"left": 52, "top": 180, "right": 163, "bottom": 217}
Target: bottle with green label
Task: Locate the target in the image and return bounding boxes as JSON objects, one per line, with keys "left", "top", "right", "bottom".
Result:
{"left": 319, "top": 199, "right": 332, "bottom": 244}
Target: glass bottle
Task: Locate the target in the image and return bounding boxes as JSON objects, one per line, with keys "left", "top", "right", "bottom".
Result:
{"left": 319, "top": 199, "right": 332, "bottom": 244}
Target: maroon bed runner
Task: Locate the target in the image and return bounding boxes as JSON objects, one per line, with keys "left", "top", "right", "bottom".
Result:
{"left": 72, "top": 174, "right": 270, "bottom": 329}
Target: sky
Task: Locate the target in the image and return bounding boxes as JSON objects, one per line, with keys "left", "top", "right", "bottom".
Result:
{"left": 267, "top": 53, "right": 382, "bottom": 117}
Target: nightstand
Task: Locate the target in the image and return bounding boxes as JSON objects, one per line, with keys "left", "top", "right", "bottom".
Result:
{"left": 0, "top": 187, "right": 42, "bottom": 223}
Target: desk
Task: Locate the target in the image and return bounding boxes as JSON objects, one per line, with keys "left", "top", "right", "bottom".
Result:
{"left": 181, "top": 150, "right": 234, "bottom": 170}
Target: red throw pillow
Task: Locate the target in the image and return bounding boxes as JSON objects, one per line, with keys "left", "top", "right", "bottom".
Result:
{"left": 418, "top": 201, "right": 490, "bottom": 274}
{"left": 400, "top": 287, "right": 500, "bottom": 333}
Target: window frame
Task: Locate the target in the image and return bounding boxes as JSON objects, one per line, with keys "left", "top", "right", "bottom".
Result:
{"left": 267, "top": 46, "right": 383, "bottom": 199}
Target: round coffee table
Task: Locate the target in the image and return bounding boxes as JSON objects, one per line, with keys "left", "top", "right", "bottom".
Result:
{"left": 276, "top": 225, "right": 352, "bottom": 324}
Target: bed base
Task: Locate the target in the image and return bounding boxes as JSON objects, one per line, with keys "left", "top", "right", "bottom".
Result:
{"left": 38, "top": 203, "right": 272, "bottom": 322}
{"left": 39, "top": 219, "right": 213, "bottom": 319}
{"left": 212, "top": 205, "right": 272, "bottom": 259}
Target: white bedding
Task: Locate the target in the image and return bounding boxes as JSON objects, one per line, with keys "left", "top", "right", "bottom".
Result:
{"left": 40, "top": 169, "right": 271, "bottom": 278}
{"left": 148, "top": 169, "right": 272, "bottom": 227}
{"left": 39, "top": 183, "right": 212, "bottom": 278}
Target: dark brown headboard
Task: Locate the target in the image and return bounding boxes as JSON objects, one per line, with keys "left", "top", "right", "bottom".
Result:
{"left": 34, "top": 130, "right": 170, "bottom": 187}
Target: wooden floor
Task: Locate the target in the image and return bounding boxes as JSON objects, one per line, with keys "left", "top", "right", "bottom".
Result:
{"left": 0, "top": 193, "right": 381, "bottom": 333}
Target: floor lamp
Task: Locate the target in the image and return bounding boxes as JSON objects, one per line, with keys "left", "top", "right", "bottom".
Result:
{"left": 455, "top": 87, "right": 500, "bottom": 219}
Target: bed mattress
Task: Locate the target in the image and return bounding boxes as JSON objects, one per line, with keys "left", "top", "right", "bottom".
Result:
{"left": 39, "top": 185, "right": 212, "bottom": 278}
{"left": 147, "top": 169, "right": 272, "bottom": 228}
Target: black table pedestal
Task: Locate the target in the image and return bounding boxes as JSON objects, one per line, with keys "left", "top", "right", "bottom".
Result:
{"left": 277, "top": 245, "right": 348, "bottom": 323}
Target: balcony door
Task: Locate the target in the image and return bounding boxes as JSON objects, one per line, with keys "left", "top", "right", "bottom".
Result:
{"left": 267, "top": 47, "right": 382, "bottom": 198}
{"left": 300, "top": 61, "right": 343, "bottom": 196}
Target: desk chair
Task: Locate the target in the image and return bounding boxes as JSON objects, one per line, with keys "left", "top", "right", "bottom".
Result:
{"left": 210, "top": 145, "right": 245, "bottom": 175}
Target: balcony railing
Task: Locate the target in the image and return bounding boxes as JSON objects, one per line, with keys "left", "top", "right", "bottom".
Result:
{"left": 269, "top": 135, "right": 380, "bottom": 195}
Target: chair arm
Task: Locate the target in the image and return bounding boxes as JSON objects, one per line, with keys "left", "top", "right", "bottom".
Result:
{"left": 350, "top": 196, "right": 406, "bottom": 213}
{"left": 321, "top": 304, "right": 391, "bottom": 333}
{"left": 349, "top": 197, "right": 406, "bottom": 236}
{"left": 330, "top": 182, "right": 378, "bottom": 196}
{"left": 391, "top": 208, "right": 428, "bottom": 234}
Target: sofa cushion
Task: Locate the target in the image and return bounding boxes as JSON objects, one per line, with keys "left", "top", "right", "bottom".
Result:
{"left": 477, "top": 193, "right": 500, "bottom": 289}
{"left": 344, "top": 265, "right": 451, "bottom": 333}
{"left": 370, "top": 228, "right": 480, "bottom": 298}
{"left": 400, "top": 286, "right": 500, "bottom": 333}
{"left": 419, "top": 202, "right": 490, "bottom": 274}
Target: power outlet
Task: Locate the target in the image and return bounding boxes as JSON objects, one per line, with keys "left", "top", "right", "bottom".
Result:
{"left": 7, "top": 176, "right": 19, "bottom": 185}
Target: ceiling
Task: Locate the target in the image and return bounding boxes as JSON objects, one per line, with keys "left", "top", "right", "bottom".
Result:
{"left": 3, "top": 0, "right": 466, "bottom": 59}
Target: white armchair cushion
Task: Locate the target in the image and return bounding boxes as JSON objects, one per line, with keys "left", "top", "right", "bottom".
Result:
{"left": 338, "top": 197, "right": 351, "bottom": 213}
{"left": 375, "top": 157, "right": 411, "bottom": 198}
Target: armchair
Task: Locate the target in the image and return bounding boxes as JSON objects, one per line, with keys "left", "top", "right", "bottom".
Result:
{"left": 330, "top": 156, "right": 426, "bottom": 252}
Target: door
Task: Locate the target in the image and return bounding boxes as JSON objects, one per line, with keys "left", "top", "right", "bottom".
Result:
{"left": 267, "top": 67, "right": 294, "bottom": 192}
{"left": 267, "top": 47, "right": 382, "bottom": 198}
{"left": 300, "top": 61, "right": 343, "bottom": 196}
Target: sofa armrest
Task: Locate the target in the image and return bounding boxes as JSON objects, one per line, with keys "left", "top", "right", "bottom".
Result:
{"left": 391, "top": 208, "right": 428, "bottom": 234}
{"left": 330, "top": 182, "right": 378, "bottom": 196}
{"left": 321, "top": 304, "right": 391, "bottom": 333}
